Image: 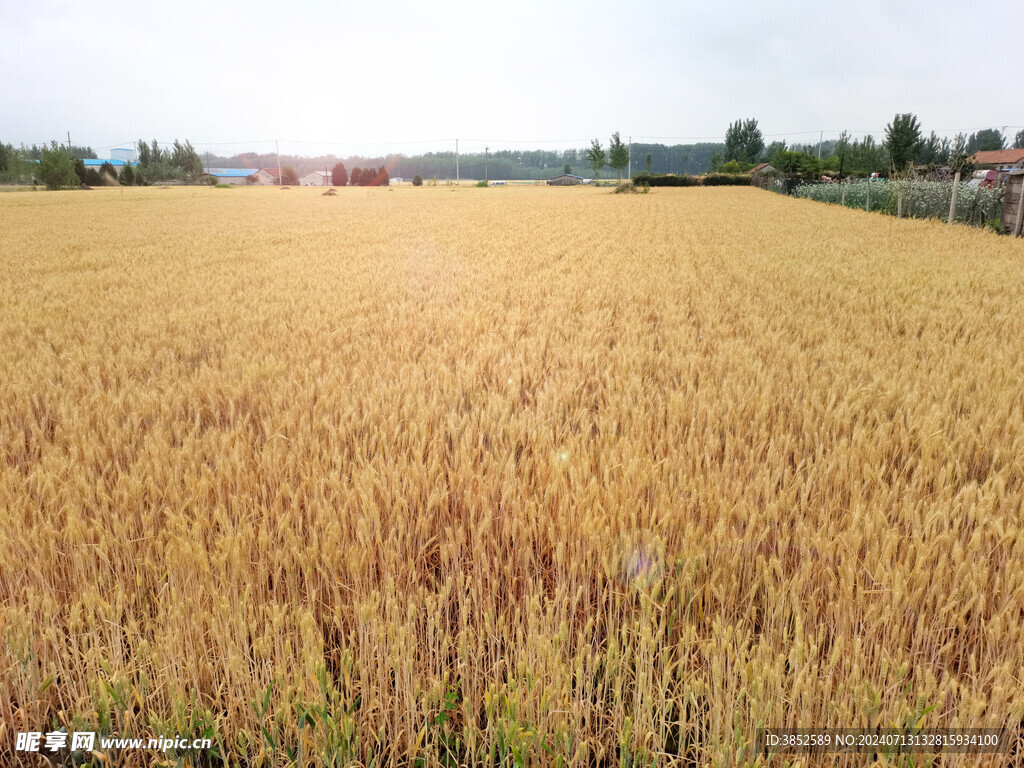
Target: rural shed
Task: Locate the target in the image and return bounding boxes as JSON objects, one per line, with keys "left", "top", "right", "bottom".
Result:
{"left": 1002, "top": 170, "right": 1024, "bottom": 236}
{"left": 206, "top": 168, "right": 259, "bottom": 185}
{"left": 548, "top": 173, "right": 585, "bottom": 186}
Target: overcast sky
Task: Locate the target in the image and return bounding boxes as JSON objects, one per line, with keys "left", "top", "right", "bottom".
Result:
{"left": 3, "top": 0, "right": 1022, "bottom": 158}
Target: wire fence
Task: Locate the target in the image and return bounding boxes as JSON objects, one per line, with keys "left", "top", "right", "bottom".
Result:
{"left": 755, "top": 177, "right": 1006, "bottom": 230}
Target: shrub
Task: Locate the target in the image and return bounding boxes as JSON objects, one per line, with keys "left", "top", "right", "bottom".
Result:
{"left": 613, "top": 181, "right": 648, "bottom": 194}
{"left": 412, "top": 174, "right": 423, "bottom": 187}
{"left": 715, "top": 159, "right": 750, "bottom": 174}
{"left": 38, "top": 143, "right": 79, "bottom": 190}
{"left": 98, "top": 162, "right": 118, "bottom": 186}
{"left": 281, "top": 166, "right": 299, "bottom": 186}
{"left": 703, "top": 173, "right": 752, "bottom": 186}
{"left": 476, "top": 180, "right": 489, "bottom": 188}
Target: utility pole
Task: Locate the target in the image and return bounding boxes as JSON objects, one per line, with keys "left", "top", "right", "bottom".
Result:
{"left": 455, "top": 139, "right": 459, "bottom": 185}
{"left": 628, "top": 136, "right": 632, "bottom": 179}
{"left": 276, "top": 139, "right": 282, "bottom": 186}
{"left": 485, "top": 146, "right": 489, "bottom": 183}
{"left": 817, "top": 130, "right": 823, "bottom": 160}
{"left": 67, "top": 131, "right": 72, "bottom": 152}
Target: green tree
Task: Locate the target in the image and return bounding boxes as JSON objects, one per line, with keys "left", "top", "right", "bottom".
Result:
{"left": 136, "top": 138, "right": 177, "bottom": 183}
{"left": 844, "top": 134, "right": 887, "bottom": 176}
{"left": 137, "top": 139, "right": 152, "bottom": 167}
{"left": 645, "top": 153, "right": 651, "bottom": 173}
{"left": 967, "top": 128, "right": 1006, "bottom": 154}
{"left": 724, "top": 118, "right": 764, "bottom": 164}
{"left": 608, "top": 132, "right": 629, "bottom": 180}
{"left": 0, "top": 145, "right": 38, "bottom": 183}
{"left": 798, "top": 154, "right": 824, "bottom": 181}
{"left": 281, "top": 165, "right": 299, "bottom": 186}
{"left": 724, "top": 121, "right": 741, "bottom": 161}
{"left": 170, "top": 139, "right": 203, "bottom": 179}
{"left": 564, "top": 164, "right": 572, "bottom": 174}
{"left": 585, "top": 139, "right": 605, "bottom": 179}
{"left": 917, "top": 131, "right": 943, "bottom": 165}
{"left": 73, "top": 157, "right": 86, "bottom": 184}
{"left": 38, "top": 142, "right": 79, "bottom": 189}
{"left": 773, "top": 150, "right": 802, "bottom": 175}
{"left": 765, "top": 141, "right": 787, "bottom": 167}
{"left": 1014, "top": 129, "right": 1024, "bottom": 150}
{"left": 884, "top": 113, "right": 922, "bottom": 171}
{"left": 120, "top": 163, "right": 135, "bottom": 186}
{"left": 331, "top": 162, "right": 348, "bottom": 186}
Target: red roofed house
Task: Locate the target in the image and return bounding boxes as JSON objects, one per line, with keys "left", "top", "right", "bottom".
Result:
{"left": 968, "top": 149, "right": 1024, "bottom": 169}
{"left": 254, "top": 168, "right": 281, "bottom": 185}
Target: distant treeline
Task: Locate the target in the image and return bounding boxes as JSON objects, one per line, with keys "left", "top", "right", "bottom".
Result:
{"left": 0, "top": 139, "right": 205, "bottom": 187}
{"left": 202, "top": 143, "right": 727, "bottom": 181}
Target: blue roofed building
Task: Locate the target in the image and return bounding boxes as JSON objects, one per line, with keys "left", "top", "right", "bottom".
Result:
{"left": 82, "top": 158, "right": 133, "bottom": 168}
{"left": 205, "top": 168, "right": 259, "bottom": 185}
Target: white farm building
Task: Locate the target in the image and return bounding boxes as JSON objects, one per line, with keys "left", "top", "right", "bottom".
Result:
{"left": 299, "top": 171, "right": 331, "bottom": 186}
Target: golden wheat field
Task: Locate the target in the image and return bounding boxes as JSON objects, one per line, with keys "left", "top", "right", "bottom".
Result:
{"left": 2, "top": 184, "right": 1023, "bottom": 767}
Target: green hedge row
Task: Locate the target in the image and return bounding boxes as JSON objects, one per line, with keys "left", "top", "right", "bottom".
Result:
{"left": 704, "top": 173, "right": 752, "bottom": 186}
{"left": 631, "top": 172, "right": 751, "bottom": 187}
{"left": 632, "top": 172, "right": 699, "bottom": 186}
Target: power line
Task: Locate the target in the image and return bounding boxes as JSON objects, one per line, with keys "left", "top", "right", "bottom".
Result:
{"left": 461, "top": 137, "right": 591, "bottom": 144}
{"left": 281, "top": 138, "right": 455, "bottom": 146}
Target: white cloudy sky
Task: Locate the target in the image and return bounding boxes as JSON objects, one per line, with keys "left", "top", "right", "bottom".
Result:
{"left": 3, "top": 0, "right": 1022, "bottom": 157}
